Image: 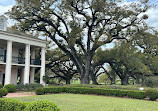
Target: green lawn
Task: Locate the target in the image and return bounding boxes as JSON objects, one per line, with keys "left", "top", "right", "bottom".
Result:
{"left": 13, "top": 94, "right": 158, "bottom": 111}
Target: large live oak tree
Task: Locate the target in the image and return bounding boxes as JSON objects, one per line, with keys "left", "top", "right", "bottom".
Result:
{"left": 8, "top": 0, "right": 151, "bottom": 84}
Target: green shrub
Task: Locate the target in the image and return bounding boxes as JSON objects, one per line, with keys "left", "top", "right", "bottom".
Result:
{"left": 43, "top": 87, "right": 66, "bottom": 94}
{"left": 127, "top": 90, "right": 146, "bottom": 99}
{"left": 0, "top": 88, "right": 8, "bottom": 97}
{"left": 24, "top": 100, "right": 60, "bottom": 111}
{"left": 4, "top": 84, "right": 16, "bottom": 93}
{"left": 35, "top": 88, "right": 45, "bottom": 95}
{"left": 0, "top": 84, "right": 3, "bottom": 89}
{"left": 0, "top": 98, "right": 25, "bottom": 111}
{"left": 146, "top": 90, "right": 158, "bottom": 101}
{"left": 40, "top": 86, "right": 154, "bottom": 100}
{"left": 38, "top": 86, "right": 129, "bottom": 97}
{"left": 145, "top": 76, "right": 158, "bottom": 87}
{"left": 16, "top": 83, "right": 43, "bottom": 91}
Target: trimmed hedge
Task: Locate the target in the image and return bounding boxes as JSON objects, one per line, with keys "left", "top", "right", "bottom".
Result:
{"left": 16, "top": 83, "right": 43, "bottom": 91}
{"left": 0, "top": 98, "right": 60, "bottom": 111}
{"left": 35, "top": 88, "right": 45, "bottom": 95}
{"left": 24, "top": 100, "right": 60, "bottom": 111}
{"left": 36, "top": 86, "right": 147, "bottom": 100}
{"left": 0, "top": 88, "right": 8, "bottom": 98}
{"left": 0, "top": 98, "right": 25, "bottom": 111}
{"left": 4, "top": 84, "right": 16, "bottom": 93}
{"left": 127, "top": 90, "right": 146, "bottom": 99}
{"left": 146, "top": 90, "right": 158, "bottom": 101}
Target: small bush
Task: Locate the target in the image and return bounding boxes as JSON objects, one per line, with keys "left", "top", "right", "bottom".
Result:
{"left": 0, "top": 84, "right": 3, "bottom": 89}
{"left": 0, "top": 88, "right": 8, "bottom": 97}
{"left": 146, "top": 90, "right": 158, "bottom": 101}
{"left": 35, "top": 88, "right": 45, "bottom": 95}
{"left": 4, "top": 84, "right": 16, "bottom": 93}
{"left": 16, "top": 83, "right": 43, "bottom": 91}
{"left": 0, "top": 98, "right": 25, "bottom": 111}
{"left": 24, "top": 100, "right": 60, "bottom": 111}
{"left": 127, "top": 90, "right": 146, "bottom": 99}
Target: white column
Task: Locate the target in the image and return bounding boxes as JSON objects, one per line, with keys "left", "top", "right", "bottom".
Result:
{"left": 30, "top": 48, "right": 35, "bottom": 84}
{"left": 40, "top": 47, "right": 46, "bottom": 84}
{"left": 24, "top": 44, "right": 30, "bottom": 84}
{"left": 5, "top": 41, "right": 12, "bottom": 85}
{"left": 30, "top": 67, "right": 35, "bottom": 83}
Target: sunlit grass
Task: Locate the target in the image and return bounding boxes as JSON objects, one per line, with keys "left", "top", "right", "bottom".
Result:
{"left": 13, "top": 93, "right": 158, "bottom": 111}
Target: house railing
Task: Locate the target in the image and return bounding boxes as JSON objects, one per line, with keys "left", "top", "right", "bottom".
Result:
{"left": 0, "top": 55, "right": 40, "bottom": 65}
{"left": 0, "top": 55, "right": 6, "bottom": 62}
{"left": 30, "top": 58, "right": 41, "bottom": 65}
{"left": 12, "top": 56, "right": 25, "bottom": 64}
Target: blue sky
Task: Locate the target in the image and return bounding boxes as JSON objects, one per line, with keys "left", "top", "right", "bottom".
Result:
{"left": 0, "top": 0, "right": 158, "bottom": 27}
{"left": 0, "top": 0, "right": 15, "bottom": 6}
{"left": 0, "top": 0, "right": 158, "bottom": 29}
{"left": 0, "top": 0, "right": 157, "bottom": 50}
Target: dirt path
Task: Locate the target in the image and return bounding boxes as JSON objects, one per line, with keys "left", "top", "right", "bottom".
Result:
{"left": 5, "top": 92, "right": 36, "bottom": 98}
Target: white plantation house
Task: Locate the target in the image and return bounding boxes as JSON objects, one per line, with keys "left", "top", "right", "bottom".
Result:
{"left": 0, "top": 15, "right": 47, "bottom": 85}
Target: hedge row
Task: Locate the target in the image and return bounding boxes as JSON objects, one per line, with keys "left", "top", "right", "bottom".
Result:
{"left": 0, "top": 98, "right": 60, "bottom": 111}
{"left": 16, "top": 83, "right": 43, "bottom": 91}
{"left": 35, "top": 87, "right": 146, "bottom": 99}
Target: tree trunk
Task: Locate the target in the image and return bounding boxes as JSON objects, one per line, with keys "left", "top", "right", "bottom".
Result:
{"left": 81, "top": 75, "right": 90, "bottom": 84}
{"left": 141, "top": 75, "right": 146, "bottom": 86}
{"left": 110, "top": 78, "right": 115, "bottom": 85}
{"left": 135, "top": 78, "right": 140, "bottom": 84}
{"left": 91, "top": 74, "right": 98, "bottom": 85}
{"left": 120, "top": 77, "right": 128, "bottom": 85}
{"left": 66, "top": 79, "right": 71, "bottom": 84}
{"left": 80, "top": 55, "right": 91, "bottom": 84}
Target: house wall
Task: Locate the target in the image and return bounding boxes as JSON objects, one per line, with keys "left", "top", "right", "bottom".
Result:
{"left": 11, "top": 66, "right": 18, "bottom": 85}
{"left": 12, "top": 45, "right": 19, "bottom": 57}
{"left": 0, "top": 65, "right": 18, "bottom": 85}
{"left": 0, "top": 65, "right": 5, "bottom": 85}
{"left": 0, "top": 44, "right": 6, "bottom": 51}
{"left": 0, "top": 65, "right": 5, "bottom": 74}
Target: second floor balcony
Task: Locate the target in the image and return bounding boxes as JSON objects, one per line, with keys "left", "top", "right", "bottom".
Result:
{"left": 12, "top": 56, "right": 25, "bottom": 64}
{"left": 0, "top": 55, "right": 41, "bottom": 66}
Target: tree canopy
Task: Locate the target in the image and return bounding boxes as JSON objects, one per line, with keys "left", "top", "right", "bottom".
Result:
{"left": 8, "top": 0, "right": 153, "bottom": 84}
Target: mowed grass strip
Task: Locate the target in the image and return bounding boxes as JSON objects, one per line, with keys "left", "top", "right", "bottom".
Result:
{"left": 13, "top": 94, "right": 158, "bottom": 111}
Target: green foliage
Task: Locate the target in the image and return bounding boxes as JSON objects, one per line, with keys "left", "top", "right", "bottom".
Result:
{"left": 37, "top": 86, "right": 149, "bottom": 100}
{"left": 24, "top": 100, "right": 60, "bottom": 111}
{"left": 35, "top": 88, "right": 45, "bottom": 95}
{"left": 127, "top": 90, "right": 146, "bottom": 99}
{"left": 98, "top": 74, "right": 110, "bottom": 84}
{"left": 146, "top": 90, "right": 158, "bottom": 101}
{"left": 0, "top": 98, "right": 60, "bottom": 111}
{"left": 0, "top": 88, "right": 8, "bottom": 97}
{"left": 145, "top": 76, "right": 158, "bottom": 87}
{"left": 0, "top": 84, "right": 3, "bottom": 89}
{"left": 4, "top": 84, "right": 16, "bottom": 93}
{"left": 0, "top": 98, "right": 25, "bottom": 111}
{"left": 16, "top": 83, "right": 43, "bottom": 91}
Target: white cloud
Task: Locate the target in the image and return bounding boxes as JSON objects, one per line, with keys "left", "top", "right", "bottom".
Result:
{"left": 0, "top": 5, "right": 15, "bottom": 27}
{"left": 0, "top": 5, "right": 13, "bottom": 15}
{"left": 145, "top": 8, "right": 158, "bottom": 29}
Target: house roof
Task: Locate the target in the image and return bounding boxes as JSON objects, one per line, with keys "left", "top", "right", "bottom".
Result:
{"left": 0, "top": 28, "right": 47, "bottom": 43}
{"left": 0, "top": 15, "right": 47, "bottom": 45}
{"left": 6, "top": 28, "right": 42, "bottom": 41}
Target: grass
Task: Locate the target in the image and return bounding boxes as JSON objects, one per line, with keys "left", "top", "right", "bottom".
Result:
{"left": 13, "top": 93, "right": 158, "bottom": 111}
